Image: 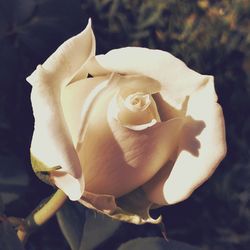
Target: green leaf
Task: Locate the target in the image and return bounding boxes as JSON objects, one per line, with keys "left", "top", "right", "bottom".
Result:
{"left": 0, "top": 221, "right": 25, "bottom": 250}
{"left": 56, "top": 200, "right": 86, "bottom": 250}
{"left": 79, "top": 210, "right": 121, "bottom": 250}
{"left": 118, "top": 237, "right": 200, "bottom": 250}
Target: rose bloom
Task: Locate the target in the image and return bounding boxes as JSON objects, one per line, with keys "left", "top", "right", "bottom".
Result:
{"left": 27, "top": 20, "right": 226, "bottom": 224}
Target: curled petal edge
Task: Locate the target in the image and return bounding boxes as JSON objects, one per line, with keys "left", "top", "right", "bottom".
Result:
{"left": 28, "top": 20, "right": 96, "bottom": 200}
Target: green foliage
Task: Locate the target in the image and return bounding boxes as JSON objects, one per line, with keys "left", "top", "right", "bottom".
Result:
{"left": 0, "top": 200, "right": 25, "bottom": 250}
{"left": 56, "top": 201, "right": 86, "bottom": 250}
{"left": 0, "top": 221, "right": 25, "bottom": 250}
{"left": 79, "top": 210, "right": 121, "bottom": 250}
{"left": 0, "top": 0, "right": 250, "bottom": 249}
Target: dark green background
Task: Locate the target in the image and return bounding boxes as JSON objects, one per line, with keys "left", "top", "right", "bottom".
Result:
{"left": 0, "top": 0, "right": 249, "bottom": 249}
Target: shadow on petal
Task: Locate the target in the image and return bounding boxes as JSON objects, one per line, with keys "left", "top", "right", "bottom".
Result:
{"left": 178, "top": 116, "right": 205, "bottom": 157}
{"left": 153, "top": 93, "right": 206, "bottom": 157}
{"left": 152, "top": 93, "right": 188, "bottom": 120}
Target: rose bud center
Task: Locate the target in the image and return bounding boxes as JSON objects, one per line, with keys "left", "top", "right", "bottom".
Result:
{"left": 110, "top": 90, "right": 161, "bottom": 131}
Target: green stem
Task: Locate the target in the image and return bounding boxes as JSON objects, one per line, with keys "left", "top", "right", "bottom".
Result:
{"left": 17, "top": 189, "right": 67, "bottom": 243}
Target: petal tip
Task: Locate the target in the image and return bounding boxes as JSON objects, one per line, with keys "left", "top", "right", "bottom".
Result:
{"left": 87, "top": 17, "right": 92, "bottom": 27}
{"left": 80, "top": 18, "right": 92, "bottom": 35}
{"left": 26, "top": 75, "right": 32, "bottom": 84}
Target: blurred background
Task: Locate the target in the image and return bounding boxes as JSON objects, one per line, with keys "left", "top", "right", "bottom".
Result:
{"left": 0, "top": 0, "right": 250, "bottom": 249}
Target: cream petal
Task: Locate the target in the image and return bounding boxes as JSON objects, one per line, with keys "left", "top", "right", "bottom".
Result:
{"left": 109, "top": 92, "right": 161, "bottom": 130}
{"left": 152, "top": 93, "right": 188, "bottom": 121}
{"left": 27, "top": 21, "right": 95, "bottom": 200}
{"left": 85, "top": 56, "right": 110, "bottom": 76}
{"left": 70, "top": 73, "right": 184, "bottom": 197}
{"left": 82, "top": 116, "right": 183, "bottom": 197}
{"left": 61, "top": 76, "right": 109, "bottom": 145}
{"left": 117, "top": 75, "right": 161, "bottom": 95}
{"left": 107, "top": 75, "right": 161, "bottom": 131}
{"left": 143, "top": 78, "right": 227, "bottom": 205}
{"left": 75, "top": 75, "right": 184, "bottom": 196}
{"left": 94, "top": 47, "right": 207, "bottom": 109}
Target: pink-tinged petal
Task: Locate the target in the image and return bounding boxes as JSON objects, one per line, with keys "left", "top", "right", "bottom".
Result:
{"left": 27, "top": 21, "right": 95, "bottom": 200}
{"left": 94, "top": 47, "right": 206, "bottom": 109}
{"left": 143, "top": 77, "right": 227, "bottom": 205}
{"left": 82, "top": 118, "right": 183, "bottom": 197}
{"left": 72, "top": 75, "right": 184, "bottom": 197}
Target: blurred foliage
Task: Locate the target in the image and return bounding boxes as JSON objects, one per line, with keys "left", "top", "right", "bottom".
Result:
{"left": 57, "top": 200, "right": 86, "bottom": 250}
{"left": 0, "top": 198, "right": 24, "bottom": 250}
{"left": 78, "top": 209, "right": 121, "bottom": 250}
{"left": 0, "top": 221, "right": 25, "bottom": 250}
{"left": 0, "top": 0, "right": 250, "bottom": 249}
{"left": 117, "top": 237, "right": 199, "bottom": 250}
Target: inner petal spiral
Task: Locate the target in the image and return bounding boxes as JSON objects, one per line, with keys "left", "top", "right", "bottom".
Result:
{"left": 124, "top": 92, "right": 151, "bottom": 112}
{"left": 108, "top": 89, "right": 161, "bottom": 131}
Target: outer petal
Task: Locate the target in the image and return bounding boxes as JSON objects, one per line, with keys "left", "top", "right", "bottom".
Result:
{"left": 143, "top": 77, "right": 227, "bottom": 205}
{"left": 27, "top": 20, "right": 95, "bottom": 200}
{"left": 92, "top": 47, "right": 207, "bottom": 109}
{"left": 27, "top": 19, "right": 95, "bottom": 86}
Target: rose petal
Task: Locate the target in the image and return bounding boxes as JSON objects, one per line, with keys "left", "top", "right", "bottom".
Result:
{"left": 73, "top": 74, "right": 184, "bottom": 197}
{"left": 61, "top": 76, "right": 109, "bottom": 145}
{"left": 93, "top": 47, "right": 207, "bottom": 109}
{"left": 27, "top": 21, "right": 95, "bottom": 200}
{"left": 85, "top": 56, "right": 110, "bottom": 76}
{"left": 109, "top": 91, "right": 161, "bottom": 131}
{"left": 61, "top": 75, "right": 182, "bottom": 196}
{"left": 152, "top": 93, "right": 188, "bottom": 121}
{"left": 117, "top": 75, "right": 161, "bottom": 95}
{"left": 143, "top": 78, "right": 227, "bottom": 205}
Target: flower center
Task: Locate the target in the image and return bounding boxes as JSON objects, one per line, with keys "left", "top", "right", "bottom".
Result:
{"left": 124, "top": 92, "right": 151, "bottom": 112}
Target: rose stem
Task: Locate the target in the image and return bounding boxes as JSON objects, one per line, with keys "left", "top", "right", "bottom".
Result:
{"left": 17, "top": 189, "right": 67, "bottom": 243}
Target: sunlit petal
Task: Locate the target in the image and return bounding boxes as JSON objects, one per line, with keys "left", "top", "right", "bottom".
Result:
{"left": 94, "top": 47, "right": 206, "bottom": 109}
{"left": 27, "top": 20, "right": 95, "bottom": 200}
{"left": 143, "top": 78, "right": 227, "bottom": 205}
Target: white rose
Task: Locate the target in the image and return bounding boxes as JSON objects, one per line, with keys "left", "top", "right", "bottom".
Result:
{"left": 27, "top": 20, "right": 226, "bottom": 223}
